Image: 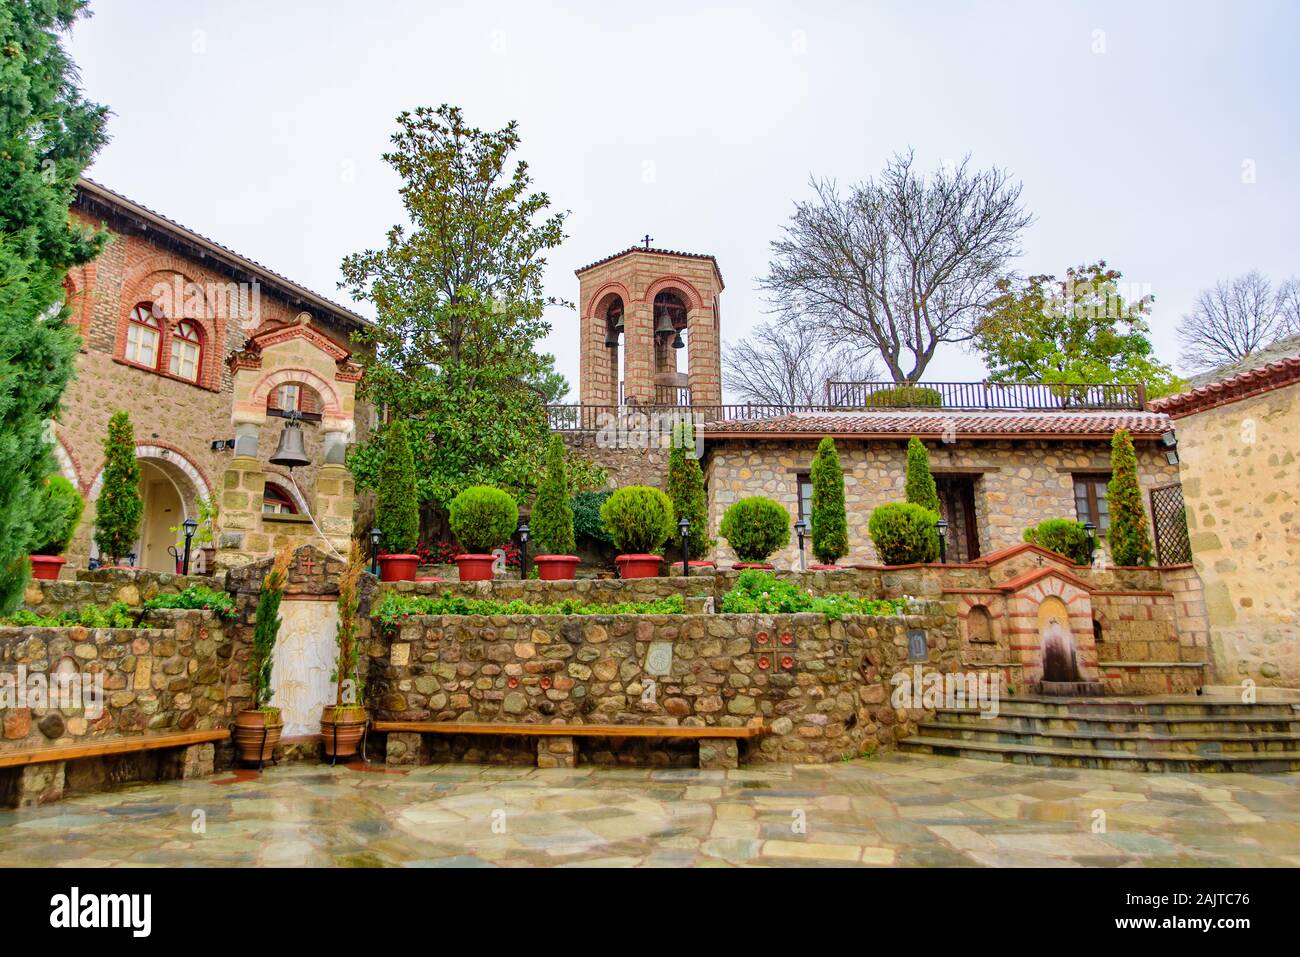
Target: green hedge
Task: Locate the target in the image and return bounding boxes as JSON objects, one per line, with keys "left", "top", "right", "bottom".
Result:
{"left": 448, "top": 486, "right": 519, "bottom": 554}
{"left": 719, "top": 570, "right": 909, "bottom": 619}
{"left": 31, "top": 475, "right": 83, "bottom": 556}
{"left": 719, "top": 496, "right": 790, "bottom": 563}
{"left": 600, "top": 486, "right": 675, "bottom": 554}
{"left": 374, "top": 590, "right": 684, "bottom": 627}
{"left": 867, "top": 502, "right": 939, "bottom": 565}
{"left": 1023, "top": 518, "right": 1093, "bottom": 565}
{"left": 863, "top": 385, "right": 943, "bottom": 408}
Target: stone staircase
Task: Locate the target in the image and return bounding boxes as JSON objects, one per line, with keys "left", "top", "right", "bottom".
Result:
{"left": 897, "top": 696, "right": 1300, "bottom": 772}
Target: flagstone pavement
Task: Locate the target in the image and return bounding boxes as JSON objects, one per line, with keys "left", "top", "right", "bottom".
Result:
{"left": 1, "top": 753, "right": 1297, "bottom": 867}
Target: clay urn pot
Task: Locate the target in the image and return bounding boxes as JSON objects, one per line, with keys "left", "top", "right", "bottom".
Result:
{"left": 615, "top": 554, "right": 662, "bottom": 579}
{"left": 377, "top": 553, "right": 420, "bottom": 582}
{"left": 320, "top": 705, "right": 367, "bottom": 758}
{"left": 233, "top": 709, "right": 282, "bottom": 764}
{"left": 454, "top": 554, "right": 497, "bottom": 581}
{"left": 534, "top": 555, "right": 580, "bottom": 580}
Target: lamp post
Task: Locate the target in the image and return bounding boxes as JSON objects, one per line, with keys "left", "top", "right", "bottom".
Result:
{"left": 678, "top": 517, "right": 691, "bottom": 576}
{"left": 794, "top": 519, "right": 808, "bottom": 571}
{"left": 935, "top": 518, "right": 948, "bottom": 564}
{"left": 369, "top": 527, "right": 382, "bottom": 576}
{"left": 518, "top": 523, "right": 530, "bottom": 580}
{"left": 1083, "top": 522, "right": 1097, "bottom": 565}
{"left": 181, "top": 517, "right": 198, "bottom": 576}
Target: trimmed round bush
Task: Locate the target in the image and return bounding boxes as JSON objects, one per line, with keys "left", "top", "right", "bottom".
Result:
{"left": 720, "top": 496, "right": 791, "bottom": 563}
{"left": 448, "top": 486, "right": 519, "bottom": 554}
{"left": 867, "top": 502, "right": 940, "bottom": 565}
{"left": 1023, "top": 518, "right": 1093, "bottom": 564}
{"left": 31, "top": 475, "right": 84, "bottom": 556}
{"left": 599, "top": 486, "right": 675, "bottom": 555}
{"left": 864, "top": 385, "right": 943, "bottom": 408}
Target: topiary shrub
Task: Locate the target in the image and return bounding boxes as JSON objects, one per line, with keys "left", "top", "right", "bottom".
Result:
{"left": 666, "top": 422, "right": 713, "bottom": 559}
{"left": 720, "top": 496, "right": 791, "bottom": 563}
{"left": 904, "top": 436, "right": 940, "bottom": 513}
{"left": 572, "top": 489, "right": 613, "bottom": 545}
{"left": 376, "top": 420, "right": 420, "bottom": 554}
{"left": 448, "top": 486, "right": 519, "bottom": 554}
{"left": 867, "top": 502, "right": 939, "bottom": 565}
{"left": 93, "top": 411, "right": 143, "bottom": 565}
{"left": 1107, "top": 428, "right": 1153, "bottom": 566}
{"left": 531, "top": 434, "right": 576, "bottom": 556}
{"left": 864, "top": 385, "right": 943, "bottom": 408}
{"left": 1023, "top": 518, "right": 1092, "bottom": 564}
{"left": 599, "top": 486, "right": 675, "bottom": 555}
{"left": 810, "top": 437, "right": 848, "bottom": 565}
{"left": 31, "top": 475, "right": 83, "bottom": 556}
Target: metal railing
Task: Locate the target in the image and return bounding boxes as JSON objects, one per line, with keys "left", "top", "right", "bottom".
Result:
{"left": 618, "top": 382, "right": 692, "bottom": 406}
{"left": 824, "top": 380, "right": 1147, "bottom": 410}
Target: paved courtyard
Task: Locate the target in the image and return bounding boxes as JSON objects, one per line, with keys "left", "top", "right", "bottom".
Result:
{"left": 1, "top": 754, "right": 1298, "bottom": 867}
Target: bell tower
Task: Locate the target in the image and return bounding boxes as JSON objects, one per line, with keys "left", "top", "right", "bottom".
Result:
{"left": 575, "top": 244, "right": 724, "bottom": 407}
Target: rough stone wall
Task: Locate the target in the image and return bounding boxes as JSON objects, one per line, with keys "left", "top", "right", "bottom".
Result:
{"left": 371, "top": 608, "right": 957, "bottom": 765}
{"left": 22, "top": 568, "right": 223, "bottom": 618}
{"left": 559, "top": 432, "right": 669, "bottom": 490}
{"left": 704, "top": 437, "right": 1178, "bottom": 569}
{"left": 1173, "top": 384, "right": 1300, "bottom": 687}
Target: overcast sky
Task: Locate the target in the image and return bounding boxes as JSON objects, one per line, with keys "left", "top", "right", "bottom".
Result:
{"left": 69, "top": 0, "right": 1300, "bottom": 396}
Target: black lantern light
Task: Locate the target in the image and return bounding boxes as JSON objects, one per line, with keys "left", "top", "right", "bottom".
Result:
{"left": 678, "top": 517, "right": 691, "bottom": 576}
{"left": 794, "top": 519, "right": 808, "bottom": 571}
{"left": 369, "top": 527, "right": 382, "bottom": 576}
{"left": 181, "top": 516, "right": 198, "bottom": 576}
{"left": 1083, "top": 521, "right": 1097, "bottom": 564}
{"left": 935, "top": 518, "right": 948, "bottom": 564}
{"left": 518, "top": 523, "right": 530, "bottom": 580}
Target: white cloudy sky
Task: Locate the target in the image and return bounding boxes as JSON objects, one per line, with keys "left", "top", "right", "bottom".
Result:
{"left": 69, "top": 0, "right": 1300, "bottom": 396}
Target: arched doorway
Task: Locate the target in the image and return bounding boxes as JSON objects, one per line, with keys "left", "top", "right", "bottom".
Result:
{"left": 137, "top": 461, "right": 184, "bottom": 573}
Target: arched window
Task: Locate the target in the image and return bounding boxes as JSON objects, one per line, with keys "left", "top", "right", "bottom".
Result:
{"left": 272, "top": 383, "right": 300, "bottom": 412}
{"left": 262, "top": 482, "right": 297, "bottom": 515}
{"left": 168, "top": 320, "right": 202, "bottom": 381}
{"left": 126, "top": 304, "right": 161, "bottom": 367}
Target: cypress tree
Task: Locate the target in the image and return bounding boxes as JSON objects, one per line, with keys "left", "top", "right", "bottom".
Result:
{"left": 531, "top": 434, "right": 576, "bottom": 556}
{"left": 666, "top": 421, "right": 712, "bottom": 559}
{"left": 904, "top": 437, "right": 940, "bottom": 513}
{"left": 375, "top": 420, "right": 420, "bottom": 554}
{"left": 810, "top": 436, "right": 848, "bottom": 565}
{"left": 1106, "top": 428, "right": 1153, "bottom": 566}
{"left": 93, "top": 411, "right": 143, "bottom": 565}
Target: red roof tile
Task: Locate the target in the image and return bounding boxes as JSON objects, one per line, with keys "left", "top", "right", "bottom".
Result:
{"left": 700, "top": 409, "right": 1172, "bottom": 440}
{"left": 1150, "top": 352, "right": 1300, "bottom": 418}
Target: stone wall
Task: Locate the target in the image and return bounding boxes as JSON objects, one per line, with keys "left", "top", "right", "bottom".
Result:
{"left": 22, "top": 568, "right": 223, "bottom": 618}
{"left": 370, "top": 607, "right": 958, "bottom": 766}
{"left": 1172, "top": 383, "right": 1300, "bottom": 687}
{"left": 704, "top": 437, "right": 1179, "bottom": 569}
{"left": 559, "top": 432, "right": 670, "bottom": 491}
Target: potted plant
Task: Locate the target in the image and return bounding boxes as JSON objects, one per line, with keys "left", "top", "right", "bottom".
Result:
{"left": 233, "top": 544, "right": 292, "bottom": 764}
{"left": 93, "top": 410, "right": 143, "bottom": 568}
{"left": 531, "top": 435, "right": 580, "bottom": 580}
{"left": 867, "top": 502, "right": 940, "bottom": 566}
{"left": 375, "top": 420, "right": 421, "bottom": 581}
{"left": 321, "top": 541, "right": 367, "bottom": 758}
{"left": 29, "top": 475, "right": 84, "bottom": 581}
{"left": 599, "top": 486, "right": 675, "bottom": 579}
{"left": 720, "top": 496, "right": 790, "bottom": 569}
{"left": 665, "top": 422, "right": 715, "bottom": 573}
{"left": 448, "top": 486, "right": 519, "bottom": 581}
{"left": 169, "top": 496, "right": 218, "bottom": 574}
{"left": 809, "top": 436, "right": 848, "bottom": 570}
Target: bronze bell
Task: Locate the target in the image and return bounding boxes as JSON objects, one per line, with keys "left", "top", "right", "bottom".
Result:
{"left": 671, "top": 328, "right": 685, "bottom": 349}
{"left": 270, "top": 416, "right": 310, "bottom": 470}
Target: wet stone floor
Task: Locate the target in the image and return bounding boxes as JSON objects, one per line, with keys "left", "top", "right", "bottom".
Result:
{"left": 1, "top": 753, "right": 1298, "bottom": 867}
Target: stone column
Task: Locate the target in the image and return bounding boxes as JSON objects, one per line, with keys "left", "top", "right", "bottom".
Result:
{"left": 385, "top": 731, "right": 425, "bottom": 766}
{"left": 216, "top": 456, "right": 268, "bottom": 569}
{"left": 686, "top": 305, "right": 722, "bottom": 406}
{"left": 580, "top": 312, "right": 618, "bottom": 406}
{"left": 536, "top": 735, "right": 577, "bottom": 768}
{"left": 314, "top": 463, "right": 355, "bottom": 555}
{"left": 622, "top": 300, "right": 655, "bottom": 405}
{"left": 698, "top": 738, "right": 739, "bottom": 769}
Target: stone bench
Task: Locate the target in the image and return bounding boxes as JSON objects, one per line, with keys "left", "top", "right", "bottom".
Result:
{"left": 0, "top": 728, "right": 228, "bottom": 807}
{"left": 372, "top": 720, "right": 765, "bottom": 769}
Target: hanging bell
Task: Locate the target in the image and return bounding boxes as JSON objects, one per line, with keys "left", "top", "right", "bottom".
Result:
{"left": 654, "top": 310, "right": 675, "bottom": 337}
{"left": 671, "top": 328, "right": 685, "bottom": 349}
{"left": 270, "top": 416, "right": 311, "bottom": 470}
{"left": 604, "top": 321, "right": 619, "bottom": 348}
{"left": 612, "top": 310, "right": 625, "bottom": 334}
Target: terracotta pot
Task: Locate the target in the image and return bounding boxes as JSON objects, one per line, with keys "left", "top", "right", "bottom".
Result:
{"left": 233, "top": 709, "right": 282, "bottom": 764}
{"left": 455, "top": 554, "right": 498, "bottom": 581}
{"left": 808, "top": 563, "right": 842, "bottom": 571}
{"left": 615, "top": 554, "right": 662, "bottom": 579}
{"left": 29, "top": 555, "right": 66, "bottom": 581}
{"left": 320, "top": 706, "right": 367, "bottom": 758}
{"left": 534, "top": 555, "right": 580, "bottom": 580}
{"left": 378, "top": 553, "right": 420, "bottom": 582}
{"left": 734, "top": 562, "right": 776, "bottom": 570}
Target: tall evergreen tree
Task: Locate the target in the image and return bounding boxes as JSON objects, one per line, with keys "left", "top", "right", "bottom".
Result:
{"left": 375, "top": 420, "right": 420, "bottom": 554}
{"left": 0, "top": 0, "right": 109, "bottom": 611}
{"left": 904, "top": 437, "right": 940, "bottom": 513}
{"left": 531, "top": 434, "right": 575, "bottom": 556}
{"left": 1106, "top": 429, "right": 1154, "bottom": 566}
{"left": 665, "top": 422, "right": 711, "bottom": 560}
{"left": 93, "top": 411, "right": 143, "bottom": 565}
{"left": 810, "top": 436, "right": 848, "bottom": 565}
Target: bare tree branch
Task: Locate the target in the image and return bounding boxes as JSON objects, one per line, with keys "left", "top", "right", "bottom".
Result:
{"left": 1177, "top": 271, "right": 1299, "bottom": 371}
{"left": 760, "top": 151, "right": 1031, "bottom": 382}
{"left": 723, "top": 319, "right": 882, "bottom": 404}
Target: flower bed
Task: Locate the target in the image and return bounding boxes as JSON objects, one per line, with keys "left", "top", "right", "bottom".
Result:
{"left": 719, "top": 570, "right": 912, "bottom": 619}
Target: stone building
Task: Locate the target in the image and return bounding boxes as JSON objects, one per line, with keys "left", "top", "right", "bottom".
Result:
{"left": 1150, "top": 337, "right": 1300, "bottom": 688}
{"left": 55, "top": 180, "right": 371, "bottom": 574}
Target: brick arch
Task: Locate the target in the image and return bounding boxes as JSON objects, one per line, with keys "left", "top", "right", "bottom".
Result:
{"left": 643, "top": 275, "right": 705, "bottom": 311}
{"left": 249, "top": 367, "right": 344, "bottom": 419}
{"left": 52, "top": 434, "right": 81, "bottom": 489}
{"left": 86, "top": 442, "right": 213, "bottom": 516}
{"left": 116, "top": 263, "right": 224, "bottom": 390}
{"left": 62, "top": 265, "right": 96, "bottom": 337}
{"left": 585, "top": 281, "right": 633, "bottom": 319}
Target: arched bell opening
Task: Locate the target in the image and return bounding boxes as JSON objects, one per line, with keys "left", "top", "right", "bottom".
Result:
{"left": 652, "top": 290, "right": 690, "bottom": 405}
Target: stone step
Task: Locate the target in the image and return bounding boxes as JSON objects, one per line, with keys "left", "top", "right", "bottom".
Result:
{"left": 897, "top": 735, "right": 1300, "bottom": 773}
{"left": 917, "top": 719, "right": 1300, "bottom": 755}
{"left": 934, "top": 708, "right": 1300, "bottom": 736}
{"left": 952, "top": 698, "right": 1299, "bottom": 719}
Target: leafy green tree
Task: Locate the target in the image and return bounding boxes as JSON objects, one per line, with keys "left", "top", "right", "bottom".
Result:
{"left": 665, "top": 422, "right": 712, "bottom": 560}
{"left": 904, "top": 437, "right": 939, "bottom": 513}
{"left": 375, "top": 420, "right": 420, "bottom": 554}
{"left": 93, "top": 411, "right": 143, "bottom": 565}
{"left": 972, "top": 261, "right": 1184, "bottom": 399}
{"left": 341, "top": 104, "right": 575, "bottom": 515}
{"left": 1106, "top": 429, "right": 1153, "bottom": 566}
{"left": 809, "top": 437, "right": 847, "bottom": 565}
{"left": 0, "top": 0, "right": 108, "bottom": 611}
{"left": 31, "top": 474, "right": 83, "bottom": 556}
{"left": 531, "top": 434, "right": 575, "bottom": 556}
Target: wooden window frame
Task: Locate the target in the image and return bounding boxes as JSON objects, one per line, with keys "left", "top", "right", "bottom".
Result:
{"left": 125, "top": 303, "right": 162, "bottom": 369}
{"left": 168, "top": 319, "right": 203, "bottom": 382}
{"left": 1072, "top": 473, "right": 1112, "bottom": 534}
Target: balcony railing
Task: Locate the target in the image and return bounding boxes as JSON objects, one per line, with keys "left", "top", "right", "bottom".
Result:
{"left": 546, "top": 381, "right": 1148, "bottom": 431}
{"left": 618, "top": 382, "right": 692, "bottom": 406}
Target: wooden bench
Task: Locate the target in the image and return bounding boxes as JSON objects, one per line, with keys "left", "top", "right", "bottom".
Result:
{"left": 373, "top": 720, "right": 765, "bottom": 769}
{"left": 0, "top": 729, "right": 228, "bottom": 807}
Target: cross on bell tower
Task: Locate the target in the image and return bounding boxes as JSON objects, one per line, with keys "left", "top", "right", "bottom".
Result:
{"left": 641, "top": 234, "right": 653, "bottom": 250}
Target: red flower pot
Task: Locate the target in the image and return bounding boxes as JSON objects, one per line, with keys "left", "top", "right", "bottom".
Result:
{"left": 29, "top": 555, "right": 66, "bottom": 581}
{"left": 534, "top": 555, "right": 580, "bottom": 580}
{"left": 455, "top": 554, "right": 498, "bottom": 581}
{"left": 808, "top": 563, "right": 842, "bottom": 571}
{"left": 734, "top": 562, "right": 775, "bottom": 570}
{"left": 378, "top": 553, "right": 420, "bottom": 582}
{"left": 615, "top": 554, "right": 662, "bottom": 579}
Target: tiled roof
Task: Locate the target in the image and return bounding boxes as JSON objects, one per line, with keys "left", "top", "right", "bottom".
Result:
{"left": 1154, "top": 342, "right": 1300, "bottom": 418}
{"left": 75, "top": 178, "right": 370, "bottom": 330}
{"left": 575, "top": 245, "right": 722, "bottom": 280}
{"left": 701, "top": 408, "right": 1172, "bottom": 439}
